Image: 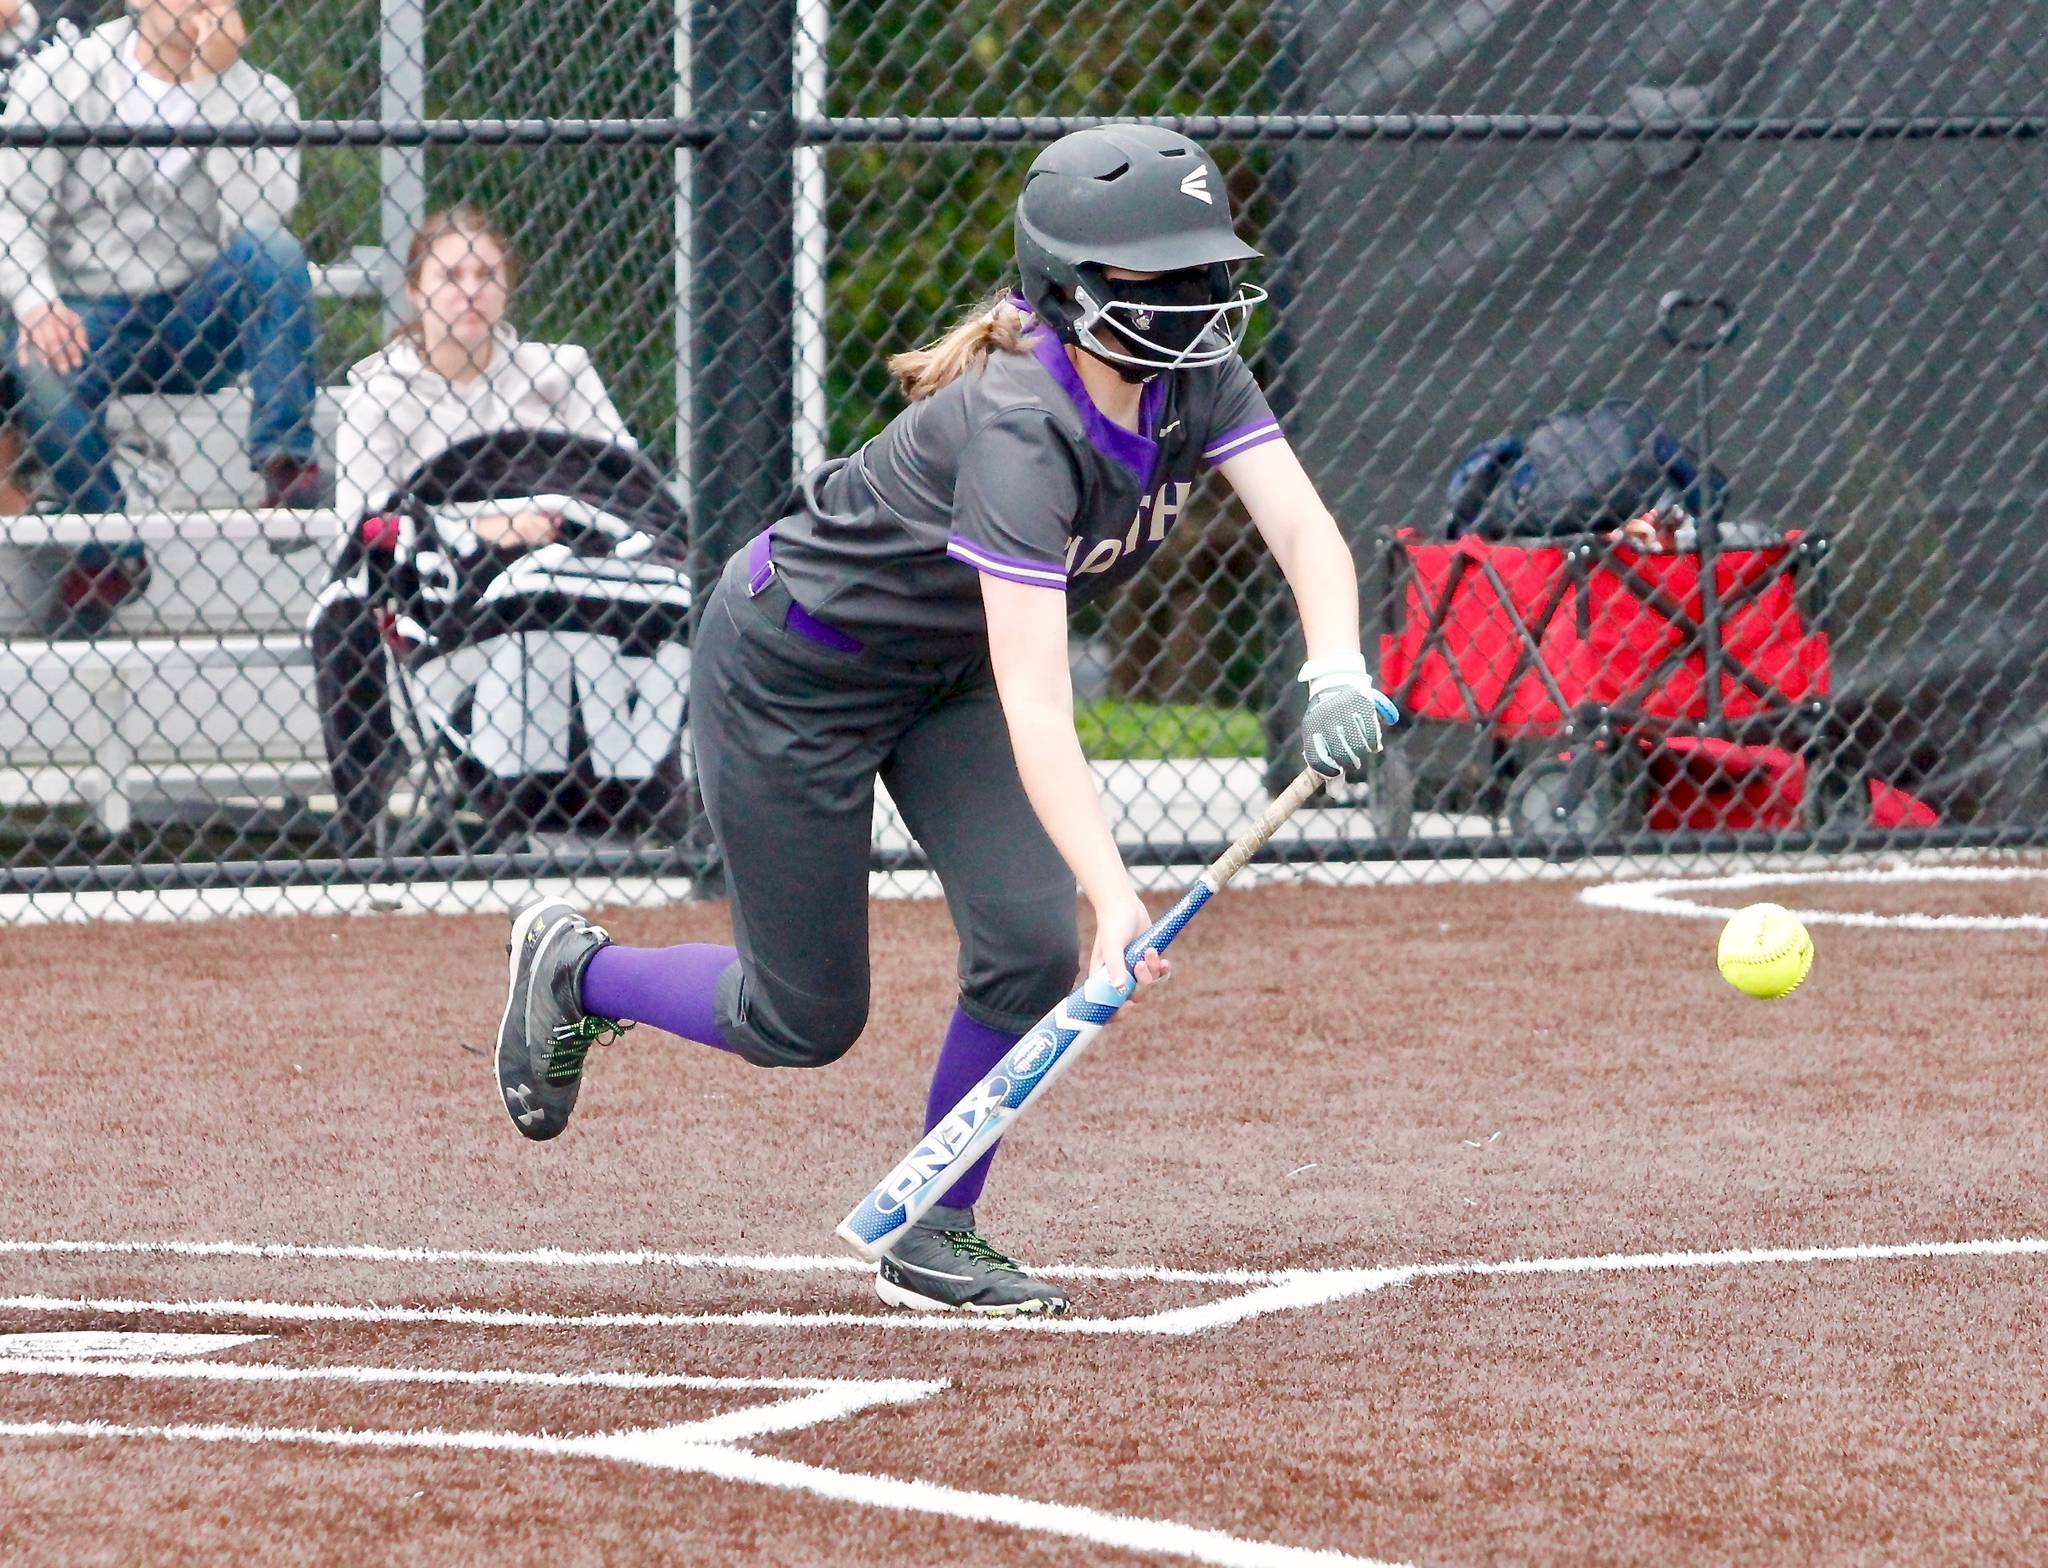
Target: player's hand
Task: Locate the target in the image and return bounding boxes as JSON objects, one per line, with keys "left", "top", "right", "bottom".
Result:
{"left": 1089, "top": 886, "right": 1170, "bottom": 1004}
{"left": 18, "top": 303, "right": 88, "bottom": 375}
{"left": 474, "top": 509, "right": 562, "bottom": 549}
{"left": 1299, "top": 653, "right": 1399, "bottom": 782}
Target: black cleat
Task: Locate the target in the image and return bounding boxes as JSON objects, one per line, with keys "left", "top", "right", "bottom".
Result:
{"left": 875, "top": 1204, "right": 1072, "bottom": 1317}
{"left": 495, "top": 898, "right": 630, "bottom": 1141}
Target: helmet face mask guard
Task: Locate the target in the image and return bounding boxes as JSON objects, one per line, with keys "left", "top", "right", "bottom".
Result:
{"left": 1069, "top": 263, "right": 1267, "bottom": 378}
{"left": 1014, "top": 125, "right": 1263, "bottom": 384}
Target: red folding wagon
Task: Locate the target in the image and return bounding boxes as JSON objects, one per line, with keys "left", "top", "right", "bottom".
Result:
{"left": 1375, "top": 525, "right": 1834, "bottom": 839}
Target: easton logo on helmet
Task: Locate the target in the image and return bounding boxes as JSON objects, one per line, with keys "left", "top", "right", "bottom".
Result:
{"left": 1179, "top": 167, "right": 1213, "bottom": 204}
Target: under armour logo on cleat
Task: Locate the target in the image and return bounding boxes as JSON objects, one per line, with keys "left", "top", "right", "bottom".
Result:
{"left": 505, "top": 1082, "right": 546, "bottom": 1127}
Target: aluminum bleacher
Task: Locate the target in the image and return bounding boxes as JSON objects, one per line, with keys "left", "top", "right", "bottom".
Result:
{"left": 0, "top": 382, "right": 351, "bottom": 832}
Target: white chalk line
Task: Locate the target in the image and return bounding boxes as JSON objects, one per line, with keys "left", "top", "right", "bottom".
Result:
{"left": 0, "top": 1359, "right": 943, "bottom": 1447}
{"left": 1585, "top": 864, "right": 2048, "bottom": 930}
{"left": 0, "top": 1416, "right": 1404, "bottom": 1568}
{"left": 1402, "top": 1234, "right": 2048, "bottom": 1283}
{"left": 0, "top": 1333, "right": 1398, "bottom": 1564}
{"left": 0, "top": 874, "right": 690, "bottom": 928}
{"left": 4, "top": 1235, "right": 2040, "bottom": 1341}
{"left": 0, "top": 1353, "right": 928, "bottom": 1399}
{"left": 0, "top": 1288, "right": 1336, "bottom": 1338}
{"left": 0, "top": 1235, "right": 1283, "bottom": 1286}
{"left": 12, "top": 1235, "right": 2042, "bottom": 1566}
{"left": 0, "top": 1331, "right": 268, "bottom": 1362}
{"left": 0, "top": 842, "right": 1627, "bottom": 930}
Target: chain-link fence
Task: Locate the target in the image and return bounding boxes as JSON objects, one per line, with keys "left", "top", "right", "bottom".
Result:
{"left": 0, "top": 0, "right": 2040, "bottom": 910}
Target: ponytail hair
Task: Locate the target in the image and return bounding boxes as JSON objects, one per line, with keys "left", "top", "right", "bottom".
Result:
{"left": 887, "top": 291, "right": 1032, "bottom": 401}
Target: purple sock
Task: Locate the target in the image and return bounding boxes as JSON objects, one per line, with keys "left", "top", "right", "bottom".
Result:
{"left": 923, "top": 1005, "right": 1021, "bottom": 1210}
{"left": 580, "top": 942, "right": 738, "bottom": 1053}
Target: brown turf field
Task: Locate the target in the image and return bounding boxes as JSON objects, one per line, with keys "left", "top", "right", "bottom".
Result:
{"left": 2, "top": 873, "right": 2044, "bottom": 1566}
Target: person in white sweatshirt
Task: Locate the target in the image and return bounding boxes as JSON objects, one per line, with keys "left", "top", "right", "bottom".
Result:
{"left": 0, "top": 0, "right": 318, "bottom": 629}
{"left": 313, "top": 203, "right": 644, "bottom": 853}
{"left": 331, "top": 203, "right": 634, "bottom": 532}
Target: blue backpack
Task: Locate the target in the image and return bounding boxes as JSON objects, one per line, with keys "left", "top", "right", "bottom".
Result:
{"left": 1446, "top": 398, "right": 1726, "bottom": 540}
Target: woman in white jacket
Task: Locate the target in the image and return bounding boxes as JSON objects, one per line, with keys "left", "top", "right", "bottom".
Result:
{"left": 333, "top": 203, "right": 635, "bottom": 529}
{"left": 314, "top": 203, "right": 645, "bottom": 853}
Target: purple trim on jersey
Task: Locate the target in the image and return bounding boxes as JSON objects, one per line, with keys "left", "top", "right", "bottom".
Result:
{"left": 745, "top": 527, "right": 776, "bottom": 595}
{"left": 946, "top": 533, "right": 1067, "bottom": 590}
{"left": 1026, "top": 327, "right": 1160, "bottom": 485}
{"left": 787, "top": 600, "right": 865, "bottom": 653}
{"left": 746, "top": 525, "right": 866, "bottom": 652}
{"left": 1202, "top": 419, "right": 1285, "bottom": 464}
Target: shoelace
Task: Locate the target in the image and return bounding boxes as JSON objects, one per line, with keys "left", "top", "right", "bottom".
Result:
{"left": 942, "top": 1230, "right": 1024, "bottom": 1273}
{"left": 544, "top": 1013, "right": 632, "bottom": 1084}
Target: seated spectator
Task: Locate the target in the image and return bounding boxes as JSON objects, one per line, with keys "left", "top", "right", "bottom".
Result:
{"left": 1, "top": 1, "right": 105, "bottom": 519}
{"left": 332, "top": 204, "right": 635, "bottom": 529}
{"left": 0, "top": 0, "right": 317, "bottom": 635}
{"left": 2, "top": 0, "right": 111, "bottom": 59}
{"left": 0, "top": 0, "right": 39, "bottom": 70}
{"left": 315, "top": 203, "right": 647, "bottom": 853}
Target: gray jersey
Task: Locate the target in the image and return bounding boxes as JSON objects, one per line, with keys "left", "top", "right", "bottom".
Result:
{"left": 765, "top": 320, "right": 1280, "bottom": 649}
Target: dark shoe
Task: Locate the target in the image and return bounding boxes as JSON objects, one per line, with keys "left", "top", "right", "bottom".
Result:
{"left": 49, "top": 546, "right": 150, "bottom": 638}
{"left": 260, "top": 457, "right": 325, "bottom": 510}
{"left": 495, "top": 897, "right": 631, "bottom": 1141}
{"left": 875, "top": 1204, "right": 1072, "bottom": 1317}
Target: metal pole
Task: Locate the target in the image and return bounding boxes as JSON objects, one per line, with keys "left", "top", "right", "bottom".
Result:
{"left": 792, "top": 0, "right": 831, "bottom": 475}
{"left": 1696, "top": 351, "right": 1726, "bottom": 728}
{"left": 377, "top": 0, "right": 429, "bottom": 333}
{"left": 674, "top": 0, "right": 694, "bottom": 487}
{"left": 1257, "top": 0, "right": 1310, "bottom": 796}
{"left": 686, "top": 0, "right": 796, "bottom": 888}
{"left": 688, "top": 0, "right": 795, "bottom": 584}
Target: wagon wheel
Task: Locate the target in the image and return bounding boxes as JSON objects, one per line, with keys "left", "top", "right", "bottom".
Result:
{"left": 1504, "top": 757, "right": 1618, "bottom": 841}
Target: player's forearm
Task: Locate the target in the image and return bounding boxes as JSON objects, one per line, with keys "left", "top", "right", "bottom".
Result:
{"left": 1275, "top": 510, "right": 1363, "bottom": 662}
{"left": 1001, "top": 698, "right": 1130, "bottom": 909}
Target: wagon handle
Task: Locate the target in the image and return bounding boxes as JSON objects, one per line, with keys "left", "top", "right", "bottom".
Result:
{"left": 1657, "top": 291, "right": 1740, "bottom": 354}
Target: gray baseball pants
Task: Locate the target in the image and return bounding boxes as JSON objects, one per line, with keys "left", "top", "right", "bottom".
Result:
{"left": 693, "top": 548, "right": 1080, "bottom": 1069}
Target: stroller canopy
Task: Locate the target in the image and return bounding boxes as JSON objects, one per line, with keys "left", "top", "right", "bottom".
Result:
{"left": 378, "top": 430, "right": 693, "bottom": 658}
{"left": 382, "top": 429, "right": 687, "bottom": 544}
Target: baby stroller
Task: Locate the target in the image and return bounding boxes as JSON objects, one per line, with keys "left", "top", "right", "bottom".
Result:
{"left": 1374, "top": 296, "right": 1834, "bottom": 843}
{"left": 311, "top": 431, "right": 692, "bottom": 857}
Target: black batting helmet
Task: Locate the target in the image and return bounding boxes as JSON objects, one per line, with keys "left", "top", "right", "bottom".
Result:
{"left": 1015, "top": 126, "right": 1264, "bottom": 378}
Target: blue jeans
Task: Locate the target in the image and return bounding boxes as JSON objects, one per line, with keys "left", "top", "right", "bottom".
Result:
{"left": 8, "top": 226, "right": 317, "bottom": 513}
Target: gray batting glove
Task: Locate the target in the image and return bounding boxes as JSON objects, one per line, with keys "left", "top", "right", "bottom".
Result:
{"left": 1299, "top": 653, "right": 1401, "bottom": 782}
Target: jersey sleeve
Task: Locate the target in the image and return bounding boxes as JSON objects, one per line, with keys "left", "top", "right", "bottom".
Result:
{"left": 1199, "top": 354, "right": 1286, "bottom": 466}
{"left": 946, "top": 410, "right": 1082, "bottom": 592}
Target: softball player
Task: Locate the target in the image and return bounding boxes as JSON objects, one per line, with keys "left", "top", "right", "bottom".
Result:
{"left": 493, "top": 125, "right": 1397, "bottom": 1316}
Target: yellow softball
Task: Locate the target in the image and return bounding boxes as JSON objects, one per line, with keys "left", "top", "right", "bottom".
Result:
{"left": 1717, "top": 902, "right": 1814, "bottom": 999}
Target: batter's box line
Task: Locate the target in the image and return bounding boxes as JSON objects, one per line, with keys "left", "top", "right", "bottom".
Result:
{"left": 1, "top": 1234, "right": 2041, "bottom": 1338}
{"left": 0, "top": 1236, "right": 1353, "bottom": 1337}
{"left": 0, "top": 1236, "right": 1285, "bottom": 1286}
{"left": 0, "top": 1412, "right": 1406, "bottom": 1568}
{"left": 0, "top": 1345, "right": 946, "bottom": 1447}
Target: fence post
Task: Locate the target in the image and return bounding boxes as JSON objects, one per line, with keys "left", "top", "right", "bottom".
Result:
{"left": 685, "top": 0, "right": 796, "bottom": 884}
{"left": 1257, "top": 0, "right": 1310, "bottom": 798}
{"left": 687, "top": 0, "right": 796, "bottom": 585}
{"left": 377, "top": 0, "right": 429, "bottom": 335}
